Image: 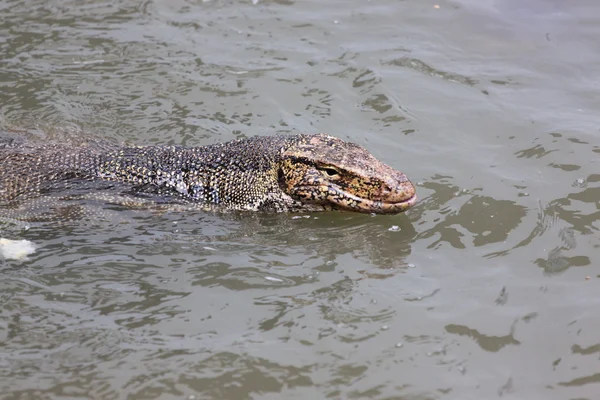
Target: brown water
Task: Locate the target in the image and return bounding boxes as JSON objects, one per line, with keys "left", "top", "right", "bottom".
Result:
{"left": 1, "top": 0, "right": 599, "bottom": 398}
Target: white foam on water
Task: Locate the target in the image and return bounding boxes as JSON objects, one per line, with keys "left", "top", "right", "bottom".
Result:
{"left": 0, "top": 238, "right": 36, "bottom": 260}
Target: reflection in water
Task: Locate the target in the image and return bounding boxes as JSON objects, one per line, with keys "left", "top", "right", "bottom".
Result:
{"left": 445, "top": 323, "right": 520, "bottom": 352}
{"left": 0, "top": 209, "right": 420, "bottom": 398}
{"left": 416, "top": 177, "right": 527, "bottom": 250}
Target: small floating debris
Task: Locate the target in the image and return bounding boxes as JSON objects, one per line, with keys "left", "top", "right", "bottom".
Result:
{"left": 0, "top": 238, "right": 36, "bottom": 260}
{"left": 72, "top": 59, "right": 106, "bottom": 65}
{"left": 292, "top": 215, "right": 311, "bottom": 220}
{"left": 225, "top": 70, "right": 250, "bottom": 75}
{"left": 573, "top": 178, "right": 587, "bottom": 188}
{"left": 265, "top": 276, "right": 284, "bottom": 283}
{"left": 388, "top": 225, "right": 400, "bottom": 232}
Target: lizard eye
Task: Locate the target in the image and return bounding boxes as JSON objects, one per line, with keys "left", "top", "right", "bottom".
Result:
{"left": 319, "top": 166, "right": 340, "bottom": 177}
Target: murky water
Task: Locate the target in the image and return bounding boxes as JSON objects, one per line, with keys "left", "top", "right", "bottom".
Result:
{"left": 1, "top": 0, "right": 599, "bottom": 398}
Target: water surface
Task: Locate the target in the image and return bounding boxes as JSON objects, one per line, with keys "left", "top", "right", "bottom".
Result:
{"left": 1, "top": 0, "right": 599, "bottom": 398}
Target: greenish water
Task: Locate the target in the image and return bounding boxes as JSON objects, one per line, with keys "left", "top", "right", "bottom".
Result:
{"left": 1, "top": 0, "right": 599, "bottom": 398}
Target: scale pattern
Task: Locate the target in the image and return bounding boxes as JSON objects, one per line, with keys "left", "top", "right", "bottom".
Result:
{"left": 0, "top": 133, "right": 417, "bottom": 220}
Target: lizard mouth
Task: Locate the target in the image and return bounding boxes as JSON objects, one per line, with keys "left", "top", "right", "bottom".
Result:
{"left": 368, "top": 192, "right": 418, "bottom": 214}
{"left": 331, "top": 187, "right": 417, "bottom": 214}
{"left": 295, "top": 184, "right": 417, "bottom": 214}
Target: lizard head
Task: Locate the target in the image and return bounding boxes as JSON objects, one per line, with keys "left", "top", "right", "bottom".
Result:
{"left": 279, "top": 134, "right": 417, "bottom": 214}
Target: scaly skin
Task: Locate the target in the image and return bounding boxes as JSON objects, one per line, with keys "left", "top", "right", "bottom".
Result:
{"left": 0, "top": 133, "right": 416, "bottom": 215}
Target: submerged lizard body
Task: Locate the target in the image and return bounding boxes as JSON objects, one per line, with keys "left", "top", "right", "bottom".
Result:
{"left": 0, "top": 133, "right": 416, "bottom": 215}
